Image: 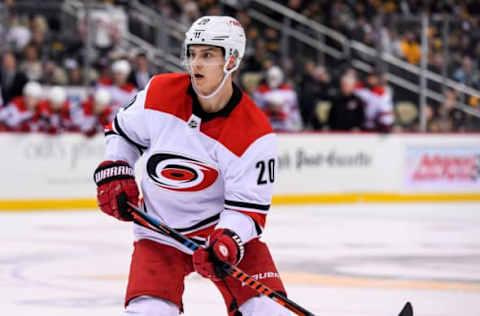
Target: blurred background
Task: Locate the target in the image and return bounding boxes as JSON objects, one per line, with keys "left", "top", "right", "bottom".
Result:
{"left": 0, "top": 1, "right": 479, "bottom": 315}
{"left": 1, "top": 0, "right": 480, "bottom": 134}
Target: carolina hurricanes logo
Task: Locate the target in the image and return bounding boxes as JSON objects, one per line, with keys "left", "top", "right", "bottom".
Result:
{"left": 146, "top": 153, "right": 219, "bottom": 191}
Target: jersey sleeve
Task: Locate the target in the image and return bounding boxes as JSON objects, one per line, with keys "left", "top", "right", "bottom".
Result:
{"left": 376, "top": 89, "right": 394, "bottom": 127}
{"left": 4, "top": 102, "right": 32, "bottom": 128}
{"left": 104, "top": 82, "right": 151, "bottom": 166}
{"left": 216, "top": 133, "right": 277, "bottom": 244}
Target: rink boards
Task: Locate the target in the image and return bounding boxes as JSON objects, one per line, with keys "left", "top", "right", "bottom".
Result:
{"left": 0, "top": 133, "right": 479, "bottom": 210}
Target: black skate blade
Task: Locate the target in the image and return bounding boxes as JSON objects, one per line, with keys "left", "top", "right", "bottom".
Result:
{"left": 399, "top": 302, "right": 413, "bottom": 316}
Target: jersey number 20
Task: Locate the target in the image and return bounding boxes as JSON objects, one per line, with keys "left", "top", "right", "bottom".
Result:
{"left": 256, "top": 159, "right": 275, "bottom": 185}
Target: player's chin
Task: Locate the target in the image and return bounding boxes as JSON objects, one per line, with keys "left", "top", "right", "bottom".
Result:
{"left": 194, "top": 84, "right": 214, "bottom": 96}
{"left": 193, "top": 77, "right": 206, "bottom": 89}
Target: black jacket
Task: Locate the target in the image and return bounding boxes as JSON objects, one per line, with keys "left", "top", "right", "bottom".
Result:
{"left": 328, "top": 93, "right": 366, "bottom": 131}
{"left": 1, "top": 71, "right": 28, "bottom": 105}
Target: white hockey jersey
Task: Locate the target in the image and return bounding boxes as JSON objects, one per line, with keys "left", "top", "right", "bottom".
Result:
{"left": 103, "top": 73, "right": 277, "bottom": 254}
{"left": 253, "top": 83, "right": 302, "bottom": 132}
{"left": 97, "top": 78, "right": 137, "bottom": 114}
{"left": 354, "top": 84, "right": 394, "bottom": 131}
{"left": 2, "top": 97, "right": 43, "bottom": 132}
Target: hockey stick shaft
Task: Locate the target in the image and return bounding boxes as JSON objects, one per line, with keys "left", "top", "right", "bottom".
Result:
{"left": 127, "top": 202, "right": 316, "bottom": 316}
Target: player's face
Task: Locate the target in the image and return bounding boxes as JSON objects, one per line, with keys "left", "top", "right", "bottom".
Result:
{"left": 113, "top": 72, "right": 127, "bottom": 85}
{"left": 188, "top": 45, "right": 225, "bottom": 95}
{"left": 51, "top": 101, "right": 63, "bottom": 111}
{"left": 24, "top": 96, "right": 39, "bottom": 110}
{"left": 94, "top": 102, "right": 108, "bottom": 114}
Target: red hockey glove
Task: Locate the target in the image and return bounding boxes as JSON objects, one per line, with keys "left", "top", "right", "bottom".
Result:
{"left": 93, "top": 160, "right": 139, "bottom": 221}
{"left": 193, "top": 229, "right": 244, "bottom": 281}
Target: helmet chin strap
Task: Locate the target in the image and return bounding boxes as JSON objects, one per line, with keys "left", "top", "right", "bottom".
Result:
{"left": 190, "top": 57, "right": 238, "bottom": 100}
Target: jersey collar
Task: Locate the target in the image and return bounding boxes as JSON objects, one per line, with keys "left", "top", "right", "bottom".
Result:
{"left": 188, "top": 81, "right": 242, "bottom": 121}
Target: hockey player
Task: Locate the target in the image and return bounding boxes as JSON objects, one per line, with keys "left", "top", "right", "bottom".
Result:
{"left": 39, "top": 86, "right": 75, "bottom": 134}
{"left": 93, "top": 16, "right": 289, "bottom": 316}
{"left": 77, "top": 88, "right": 113, "bottom": 137}
{"left": 2, "top": 81, "right": 44, "bottom": 132}
{"left": 96, "top": 59, "right": 137, "bottom": 113}
{"left": 253, "top": 66, "right": 302, "bottom": 132}
{"left": 354, "top": 70, "right": 394, "bottom": 132}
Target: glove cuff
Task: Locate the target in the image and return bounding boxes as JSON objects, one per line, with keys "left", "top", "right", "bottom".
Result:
{"left": 94, "top": 161, "right": 135, "bottom": 186}
{"left": 225, "top": 229, "right": 244, "bottom": 264}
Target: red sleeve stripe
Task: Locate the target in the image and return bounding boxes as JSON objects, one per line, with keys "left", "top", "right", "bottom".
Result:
{"left": 225, "top": 208, "right": 266, "bottom": 235}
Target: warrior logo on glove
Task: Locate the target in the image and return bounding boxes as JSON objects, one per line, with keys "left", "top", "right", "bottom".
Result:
{"left": 94, "top": 160, "right": 139, "bottom": 221}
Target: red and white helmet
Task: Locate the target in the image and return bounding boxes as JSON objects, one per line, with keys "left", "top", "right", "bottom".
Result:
{"left": 184, "top": 16, "right": 246, "bottom": 98}
{"left": 266, "top": 66, "right": 284, "bottom": 89}
{"left": 112, "top": 59, "right": 131, "bottom": 76}
{"left": 48, "top": 86, "right": 67, "bottom": 106}
{"left": 185, "top": 16, "right": 246, "bottom": 71}
{"left": 23, "top": 81, "right": 42, "bottom": 99}
{"left": 94, "top": 88, "right": 111, "bottom": 106}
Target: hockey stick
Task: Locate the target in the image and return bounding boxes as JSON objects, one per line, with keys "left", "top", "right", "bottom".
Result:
{"left": 126, "top": 201, "right": 316, "bottom": 316}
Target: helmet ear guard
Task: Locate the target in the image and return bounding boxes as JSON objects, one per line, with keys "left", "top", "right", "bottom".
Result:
{"left": 224, "top": 53, "right": 238, "bottom": 72}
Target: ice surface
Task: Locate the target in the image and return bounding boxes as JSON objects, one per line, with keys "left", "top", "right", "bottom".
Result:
{"left": 1, "top": 203, "right": 479, "bottom": 315}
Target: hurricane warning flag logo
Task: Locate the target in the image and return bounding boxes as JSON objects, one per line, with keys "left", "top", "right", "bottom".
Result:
{"left": 146, "top": 153, "right": 218, "bottom": 191}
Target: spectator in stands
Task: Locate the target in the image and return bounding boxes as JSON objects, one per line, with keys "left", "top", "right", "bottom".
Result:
{"left": 64, "top": 59, "right": 84, "bottom": 85}
{"left": 96, "top": 59, "right": 137, "bottom": 112}
{"left": 38, "top": 86, "right": 75, "bottom": 134}
{"left": 328, "top": 71, "right": 365, "bottom": 131}
{"left": 0, "top": 52, "right": 28, "bottom": 105}
{"left": 78, "top": 3, "right": 127, "bottom": 57}
{"left": 452, "top": 56, "right": 480, "bottom": 88}
{"left": 4, "top": 9, "right": 31, "bottom": 53}
{"left": 95, "top": 57, "right": 112, "bottom": 85}
{"left": 429, "top": 52, "right": 445, "bottom": 75}
{"left": 236, "top": 11, "right": 252, "bottom": 33}
{"left": 29, "top": 15, "right": 51, "bottom": 61}
{"left": 243, "top": 39, "right": 271, "bottom": 72}
{"left": 130, "top": 52, "right": 153, "bottom": 89}
{"left": 42, "top": 61, "right": 68, "bottom": 85}
{"left": 78, "top": 89, "right": 114, "bottom": 137}
{"left": 286, "top": 0, "right": 306, "bottom": 14}
{"left": 205, "top": 4, "right": 222, "bottom": 16}
{"left": 253, "top": 66, "right": 302, "bottom": 132}
{"left": 437, "top": 89, "right": 467, "bottom": 132}
{"left": 180, "top": 2, "right": 200, "bottom": 26}
{"left": 20, "top": 43, "right": 43, "bottom": 81}
{"left": 383, "top": 27, "right": 403, "bottom": 57}
{"left": 141, "top": 0, "right": 181, "bottom": 18}
{"left": 354, "top": 69, "right": 394, "bottom": 132}
{"left": 2, "top": 81, "right": 44, "bottom": 132}
{"left": 298, "top": 60, "right": 331, "bottom": 129}
{"left": 264, "top": 27, "right": 281, "bottom": 58}
{"left": 399, "top": 31, "right": 421, "bottom": 64}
